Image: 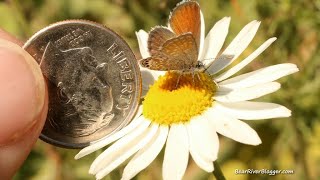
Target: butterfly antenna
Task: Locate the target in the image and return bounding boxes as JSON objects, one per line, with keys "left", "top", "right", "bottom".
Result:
{"left": 201, "top": 57, "right": 217, "bottom": 61}
{"left": 200, "top": 55, "right": 234, "bottom": 72}
{"left": 199, "top": 57, "right": 217, "bottom": 73}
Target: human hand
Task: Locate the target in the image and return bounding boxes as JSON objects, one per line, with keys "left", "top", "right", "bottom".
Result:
{"left": 0, "top": 29, "right": 48, "bottom": 179}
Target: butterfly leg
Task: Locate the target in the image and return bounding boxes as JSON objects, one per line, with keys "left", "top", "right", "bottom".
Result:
{"left": 213, "top": 79, "right": 219, "bottom": 88}
{"left": 175, "top": 71, "right": 183, "bottom": 89}
{"left": 196, "top": 72, "right": 201, "bottom": 82}
{"left": 191, "top": 70, "right": 196, "bottom": 85}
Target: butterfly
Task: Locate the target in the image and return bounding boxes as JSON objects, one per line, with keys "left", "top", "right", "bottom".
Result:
{"left": 140, "top": 0, "right": 203, "bottom": 72}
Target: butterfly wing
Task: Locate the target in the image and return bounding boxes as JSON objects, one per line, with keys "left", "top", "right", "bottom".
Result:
{"left": 140, "top": 56, "right": 171, "bottom": 71}
{"left": 160, "top": 33, "right": 198, "bottom": 70}
{"left": 148, "top": 26, "right": 176, "bottom": 56}
{"left": 169, "top": 1, "right": 201, "bottom": 50}
{"left": 140, "top": 33, "right": 198, "bottom": 71}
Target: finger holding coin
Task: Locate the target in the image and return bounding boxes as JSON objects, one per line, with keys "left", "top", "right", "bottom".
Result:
{"left": 23, "top": 20, "right": 141, "bottom": 148}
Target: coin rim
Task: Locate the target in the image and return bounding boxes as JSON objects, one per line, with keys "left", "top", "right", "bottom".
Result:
{"left": 23, "top": 19, "right": 142, "bottom": 149}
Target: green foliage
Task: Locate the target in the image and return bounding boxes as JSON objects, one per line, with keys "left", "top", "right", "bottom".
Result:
{"left": 0, "top": 0, "right": 318, "bottom": 179}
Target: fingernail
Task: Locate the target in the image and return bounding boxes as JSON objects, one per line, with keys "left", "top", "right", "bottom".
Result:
{"left": 0, "top": 39, "right": 45, "bottom": 145}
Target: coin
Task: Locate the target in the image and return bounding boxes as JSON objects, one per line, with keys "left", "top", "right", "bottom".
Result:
{"left": 23, "top": 20, "right": 141, "bottom": 148}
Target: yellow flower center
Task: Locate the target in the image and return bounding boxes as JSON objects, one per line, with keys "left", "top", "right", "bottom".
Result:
{"left": 143, "top": 71, "right": 216, "bottom": 125}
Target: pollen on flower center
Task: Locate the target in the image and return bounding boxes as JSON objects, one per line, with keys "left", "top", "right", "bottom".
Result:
{"left": 143, "top": 71, "right": 216, "bottom": 125}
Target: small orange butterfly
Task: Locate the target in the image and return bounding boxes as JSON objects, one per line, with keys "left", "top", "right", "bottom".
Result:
{"left": 140, "top": 0, "right": 203, "bottom": 72}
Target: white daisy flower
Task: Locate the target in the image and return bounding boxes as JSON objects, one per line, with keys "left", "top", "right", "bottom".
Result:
{"left": 75, "top": 1, "right": 298, "bottom": 180}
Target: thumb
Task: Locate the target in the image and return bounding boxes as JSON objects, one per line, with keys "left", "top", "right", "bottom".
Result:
{"left": 0, "top": 34, "right": 48, "bottom": 179}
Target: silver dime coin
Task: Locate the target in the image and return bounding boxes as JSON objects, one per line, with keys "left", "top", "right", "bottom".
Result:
{"left": 23, "top": 20, "right": 141, "bottom": 148}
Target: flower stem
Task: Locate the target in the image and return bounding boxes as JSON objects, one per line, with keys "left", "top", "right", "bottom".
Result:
{"left": 213, "top": 161, "right": 226, "bottom": 180}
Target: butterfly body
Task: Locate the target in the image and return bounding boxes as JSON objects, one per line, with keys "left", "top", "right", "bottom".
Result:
{"left": 140, "top": 1, "right": 202, "bottom": 73}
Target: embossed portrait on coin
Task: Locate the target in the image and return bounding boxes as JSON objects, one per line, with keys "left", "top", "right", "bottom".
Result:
{"left": 41, "top": 42, "right": 114, "bottom": 137}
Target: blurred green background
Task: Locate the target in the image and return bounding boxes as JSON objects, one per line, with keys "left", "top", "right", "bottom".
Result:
{"left": 0, "top": 0, "right": 319, "bottom": 179}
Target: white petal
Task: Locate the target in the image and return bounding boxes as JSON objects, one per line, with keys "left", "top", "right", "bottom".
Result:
{"left": 187, "top": 116, "right": 219, "bottom": 161}
{"left": 136, "top": 30, "right": 150, "bottom": 59}
{"left": 187, "top": 117, "right": 218, "bottom": 172}
{"left": 122, "top": 125, "right": 169, "bottom": 180}
{"left": 219, "top": 63, "right": 299, "bottom": 89}
{"left": 189, "top": 150, "right": 214, "bottom": 172}
{"left": 200, "top": 17, "right": 231, "bottom": 67}
{"left": 207, "top": 20, "right": 261, "bottom": 74}
{"left": 215, "top": 101, "right": 291, "bottom": 120}
{"left": 136, "top": 30, "right": 155, "bottom": 94}
{"left": 206, "top": 108, "right": 261, "bottom": 145}
{"left": 214, "top": 82, "right": 281, "bottom": 102}
{"left": 140, "top": 66, "right": 156, "bottom": 97}
{"left": 75, "top": 106, "right": 143, "bottom": 159}
{"left": 136, "top": 28, "right": 166, "bottom": 83}
{"left": 198, "top": 10, "right": 205, "bottom": 58}
{"left": 141, "top": 69, "right": 154, "bottom": 97}
{"left": 136, "top": 30, "right": 166, "bottom": 94}
{"left": 215, "top": 37, "right": 277, "bottom": 82}
{"left": 141, "top": 68, "right": 165, "bottom": 96}
{"left": 89, "top": 118, "right": 151, "bottom": 174}
{"left": 95, "top": 124, "right": 159, "bottom": 180}
{"left": 163, "top": 124, "right": 189, "bottom": 180}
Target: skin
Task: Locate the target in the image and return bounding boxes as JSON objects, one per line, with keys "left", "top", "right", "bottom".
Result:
{"left": 0, "top": 28, "right": 48, "bottom": 180}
